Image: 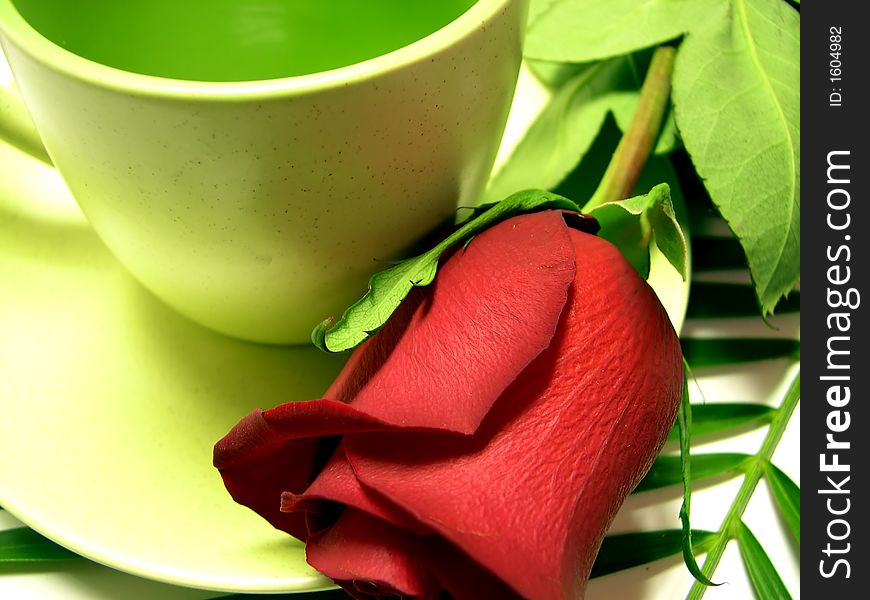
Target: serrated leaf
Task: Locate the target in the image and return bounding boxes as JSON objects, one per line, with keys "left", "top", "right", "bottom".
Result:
{"left": 736, "top": 521, "right": 793, "bottom": 600}
{"left": 313, "top": 189, "right": 581, "bottom": 352}
{"left": 681, "top": 338, "right": 800, "bottom": 367}
{"left": 485, "top": 58, "right": 638, "bottom": 202}
{"left": 591, "top": 529, "right": 717, "bottom": 579}
{"left": 589, "top": 183, "right": 688, "bottom": 280}
{"left": 526, "top": 0, "right": 724, "bottom": 63}
{"left": 635, "top": 453, "right": 751, "bottom": 493}
{"left": 0, "top": 527, "right": 79, "bottom": 562}
{"left": 764, "top": 461, "right": 800, "bottom": 544}
{"left": 687, "top": 282, "right": 800, "bottom": 319}
{"left": 666, "top": 403, "right": 775, "bottom": 442}
{"left": 673, "top": 0, "right": 800, "bottom": 315}
{"left": 677, "top": 367, "right": 718, "bottom": 587}
{"left": 528, "top": 0, "right": 560, "bottom": 23}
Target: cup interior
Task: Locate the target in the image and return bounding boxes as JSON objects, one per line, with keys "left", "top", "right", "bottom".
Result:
{"left": 10, "top": 0, "right": 477, "bottom": 81}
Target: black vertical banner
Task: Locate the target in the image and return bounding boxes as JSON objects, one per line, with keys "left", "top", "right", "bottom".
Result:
{"left": 803, "top": 1, "right": 869, "bottom": 597}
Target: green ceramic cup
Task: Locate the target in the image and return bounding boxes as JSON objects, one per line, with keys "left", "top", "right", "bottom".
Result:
{"left": 0, "top": 0, "right": 527, "bottom": 344}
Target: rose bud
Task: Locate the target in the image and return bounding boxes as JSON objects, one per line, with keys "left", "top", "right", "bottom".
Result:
{"left": 214, "top": 209, "right": 683, "bottom": 599}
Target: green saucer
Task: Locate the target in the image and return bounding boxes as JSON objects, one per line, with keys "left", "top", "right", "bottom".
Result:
{"left": 0, "top": 137, "right": 348, "bottom": 592}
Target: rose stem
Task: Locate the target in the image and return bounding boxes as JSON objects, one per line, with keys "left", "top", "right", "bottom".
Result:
{"left": 582, "top": 45, "right": 676, "bottom": 211}
{"left": 686, "top": 370, "right": 801, "bottom": 600}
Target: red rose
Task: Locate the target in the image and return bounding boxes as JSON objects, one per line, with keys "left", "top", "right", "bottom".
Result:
{"left": 214, "top": 210, "right": 683, "bottom": 599}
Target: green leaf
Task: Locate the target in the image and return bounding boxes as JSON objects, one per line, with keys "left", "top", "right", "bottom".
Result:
{"left": 681, "top": 338, "right": 800, "bottom": 367}
{"left": 687, "top": 283, "right": 800, "bottom": 319}
{"left": 666, "top": 403, "right": 775, "bottom": 442}
{"left": 764, "top": 461, "right": 800, "bottom": 544}
{"left": 635, "top": 453, "right": 751, "bottom": 493}
{"left": 0, "top": 527, "right": 80, "bottom": 562}
{"left": 312, "top": 189, "right": 580, "bottom": 352}
{"left": 485, "top": 58, "right": 638, "bottom": 202}
{"left": 677, "top": 367, "right": 718, "bottom": 586}
{"left": 673, "top": 0, "right": 800, "bottom": 315}
{"left": 526, "top": 0, "right": 724, "bottom": 63}
{"left": 528, "top": 0, "right": 560, "bottom": 24}
{"left": 589, "top": 183, "right": 689, "bottom": 280}
{"left": 736, "top": 521, "right": 793, "bottom": 600}
{"left": 687, "top": 372, "right": 800, "bottom": 599}
{"left": 591, "top": 529, "right": 717, "bottom": 579}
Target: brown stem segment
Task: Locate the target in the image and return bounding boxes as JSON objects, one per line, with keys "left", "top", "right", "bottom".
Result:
{"left": 583, "top": 46, "right": 677, "bottom": 211}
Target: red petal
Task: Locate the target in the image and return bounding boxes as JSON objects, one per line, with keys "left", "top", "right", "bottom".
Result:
{"left": 215, "top": 211, "right": 576, "bottom": 534}
{"left": 347, "top": 230, "right": 683, "bottom": 599}
{"left": 214, "top": 401, "right": 390, "bottom": 537}
{"left": 306, "top": 509, "right": 442, "bottom": 599}
{"left": 285, "top": 444, "right": 427, "bottom": 535}
{"left": 422, "top": 536, "right": 525, "bottom": 600}
{"left": 325, "top": 210, "right": 576, "bottom": 434}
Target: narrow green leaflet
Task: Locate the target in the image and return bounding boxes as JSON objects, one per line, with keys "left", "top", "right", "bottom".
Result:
{"left": 687, "top": 372, "right": 800, "bottom": 599}
{"left": 588, "top": 183, "right": 688, "bottom": 280}
{"left": 590, "top": 529, "right": 717, "bottom": 579}
{"left": 673, "top": 0, "right": 800, "bottom": 315}
{"left": 677, "top": 368, "right": 718, "bottom": 586}
{"left": 687, "top": 282, "right": 800, "bottom": 319}
{"left": 634, "top": 453, "right": 751, "bottom": 494}
{"left": 526, "top": 0, "right": 724, "bottom": 63}
{"left": 485, "top": 57, "right": 638, "bottom": 202}
{"left": 681, "top": 338, "right": 800, "bottom": 367}
{"left": 736, "top": 521, "right": 793, "bottom": 600}
{"left": 666, "top": 403, "right": 775, "bottom": 442}
{"left": 764, "top": 461, "right": 800, "bottom": 544}
{"left": 0, "top": 527, "right": 79, "bottom": 562}
{"left": 312, "top": 190, "right": 580, "bottom": 352}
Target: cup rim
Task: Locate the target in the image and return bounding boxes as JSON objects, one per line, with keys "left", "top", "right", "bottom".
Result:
{"left": 0, "top": 0, "right": 511, "bottom": 99}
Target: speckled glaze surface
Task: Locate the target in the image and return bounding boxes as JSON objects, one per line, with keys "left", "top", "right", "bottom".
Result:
{"left": 0, "top": 0, "right": 527, "bottom": 343}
